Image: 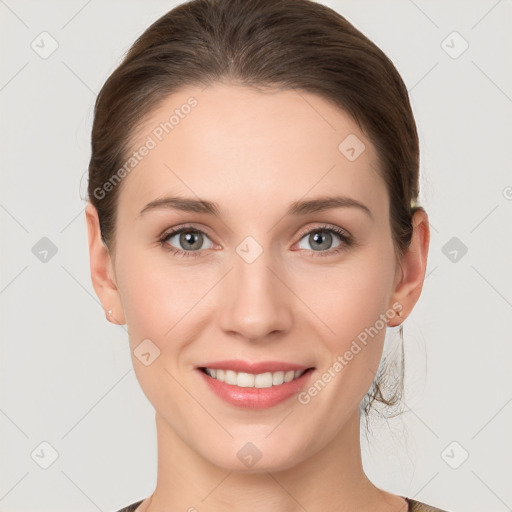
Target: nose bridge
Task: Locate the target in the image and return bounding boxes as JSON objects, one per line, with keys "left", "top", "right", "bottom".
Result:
{"left": 218, "top": 236, "right": 292, "bottom": 340}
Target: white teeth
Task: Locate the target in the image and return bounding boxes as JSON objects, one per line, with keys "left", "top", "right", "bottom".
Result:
{"left": 237, "top": 372, "right": 255, "bottom": 387}
{"left": 254, "top": 372, "right": 272, "bottom": 388}
{"left": 204, "top": 368, "right": 307, "bottom": 388}
{"left": 284, "top": 370, "right": 295, "bottom": 383}
{"left": 225, "top": 369, "right": 237, "bottom": 385}
{"left": 272, "top": 371, "right": 284, "bottom": 385}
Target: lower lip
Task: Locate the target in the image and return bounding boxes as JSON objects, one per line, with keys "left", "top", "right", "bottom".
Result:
{"left": 197, "top": 368, "right": 315, "bottom": 409}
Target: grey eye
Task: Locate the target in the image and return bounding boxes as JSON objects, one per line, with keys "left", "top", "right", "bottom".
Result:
{"left": 297, "top": 230, "right": 342, "bottom": 251}
{"left": 166, "top": 230, "right": 214, "bottom": 251}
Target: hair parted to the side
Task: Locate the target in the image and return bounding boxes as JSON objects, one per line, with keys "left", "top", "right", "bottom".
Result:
{"left": 87, "top": 0, "right": 423, "bottom": 425}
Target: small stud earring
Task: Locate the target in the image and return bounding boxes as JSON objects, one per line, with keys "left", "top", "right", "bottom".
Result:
{"left": 107, "top": 309, "right": 113, "bottom": 316}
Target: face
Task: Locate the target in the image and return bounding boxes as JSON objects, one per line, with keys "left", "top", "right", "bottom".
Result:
{"left": 95, "top": 83, "right": 406, "bottom": 472}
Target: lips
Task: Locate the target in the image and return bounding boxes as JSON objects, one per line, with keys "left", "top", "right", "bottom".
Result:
{"left": 195, "top": 360, "right": 316, "bottom": 409}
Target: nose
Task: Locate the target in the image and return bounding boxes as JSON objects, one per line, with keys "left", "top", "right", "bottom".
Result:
{"left": 217, "top": 247, "right": 293, "bottom": 342}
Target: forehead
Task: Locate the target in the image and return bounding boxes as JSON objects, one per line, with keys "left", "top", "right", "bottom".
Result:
{"left": 118, "top": 82, "right": 387, "bottom": 219}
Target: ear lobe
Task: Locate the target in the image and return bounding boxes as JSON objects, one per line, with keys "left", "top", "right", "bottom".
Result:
{"left": 85, "top": 202, "right": 126, "bottom": 325}
{"left": 387, "top": 208, "right": 430, "bottom": 326}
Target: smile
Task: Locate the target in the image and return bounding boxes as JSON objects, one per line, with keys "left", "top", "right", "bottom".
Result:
{"left": 197, "top": 366, "right": 316, "bottom": 409}
{"left": 201, "top": 368, "right": 308, "bottom": 388}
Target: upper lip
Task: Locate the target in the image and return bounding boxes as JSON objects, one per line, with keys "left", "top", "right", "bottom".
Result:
{"left": 196, "top": 360, "right": 314, "bottom": 374}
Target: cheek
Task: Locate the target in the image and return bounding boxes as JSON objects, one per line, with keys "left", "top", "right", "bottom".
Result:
{"left": 116, "top": 247, "right": 203, "bottom": 334}
{"left": 298, "top": 262, "right": 394, "bottom": 417}
{"left": 310, "top": 253, "right": 395, "bottom": 342}
{"left": 114, "top": 248, "right": 220, "bottom": 392}
{"left": 114, "top": 251, "right": 200, "bottom": 408}
{"left": 302, "top": 243, "right": 396, "bottom": 403}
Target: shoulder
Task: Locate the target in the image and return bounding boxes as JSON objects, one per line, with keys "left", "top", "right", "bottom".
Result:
{"left": 404, "top": 497, "right": 453, "bottom": 512}
{"left": 113, "top": 500, "right": 144, "bottom": 512}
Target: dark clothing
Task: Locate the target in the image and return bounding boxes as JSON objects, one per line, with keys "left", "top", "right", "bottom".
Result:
{"left": 115, "top": 496, "right": 452, "bottom": 511}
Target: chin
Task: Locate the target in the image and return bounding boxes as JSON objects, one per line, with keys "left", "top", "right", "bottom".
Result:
{"left": 201, "top": 434, "right": 313, "bottom": 474}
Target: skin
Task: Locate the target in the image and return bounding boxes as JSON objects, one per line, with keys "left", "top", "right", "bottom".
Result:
{"left": 86, "top": 82, "right": 429, "bottom": 512}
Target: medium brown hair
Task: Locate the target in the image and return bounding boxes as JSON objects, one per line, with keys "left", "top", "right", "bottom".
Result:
{"left": 87, "top": 0, "right": 422, "bottom": 422}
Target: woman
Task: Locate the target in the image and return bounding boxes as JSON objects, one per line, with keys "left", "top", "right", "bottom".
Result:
{"left": 85, "top": 0, "right": 447, "bottom": 510}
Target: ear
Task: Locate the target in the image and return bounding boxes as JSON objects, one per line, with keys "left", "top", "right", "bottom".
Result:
{"left": 85, "top": 201, "right": 126, "bottom": 325}
{"left": 387, "top": 208, "right": 430, "bottom": 326}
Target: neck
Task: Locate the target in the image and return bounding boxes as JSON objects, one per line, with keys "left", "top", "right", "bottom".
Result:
{"left": 142, "top": 410, "right": 405, "bottom": 512}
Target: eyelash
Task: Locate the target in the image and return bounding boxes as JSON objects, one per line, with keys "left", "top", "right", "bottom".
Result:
{"left": 158, "top": 224, "right": 354, "bottom": 259}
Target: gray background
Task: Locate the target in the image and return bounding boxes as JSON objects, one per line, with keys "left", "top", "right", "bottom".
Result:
{"left": 1, "top": 1, "right": 511, "bottom": 511}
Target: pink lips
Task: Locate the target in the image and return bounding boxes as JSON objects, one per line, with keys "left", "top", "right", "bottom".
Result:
{"left": 196, "top": 360, "right": 315, "bottom": 410}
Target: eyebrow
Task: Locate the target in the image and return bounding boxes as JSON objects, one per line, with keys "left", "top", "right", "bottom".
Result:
{"left": 139, "top": 194, "right": 373, "bottom": 219}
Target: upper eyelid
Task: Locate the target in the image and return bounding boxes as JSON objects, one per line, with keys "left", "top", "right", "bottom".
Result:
{"left": 296, "top": 224, "right": 350, "bottom": 240}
